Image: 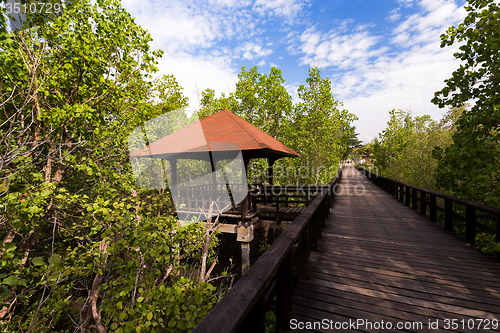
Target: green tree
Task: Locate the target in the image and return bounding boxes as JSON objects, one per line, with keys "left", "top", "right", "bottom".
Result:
{"left": 372, "top": 109, "right": 414, "bottom": 173}
{"left": 282, "top": 68, "right": 357, "bottom": 185}
{"left": 198, "top": 88, "right": 238, "bottom": 119}
{"left": 198, "top": 66, "right": 292, "bottom": 142}
{"left": 0, "top": 0, "right": 224, "bottom": 331}
{"left": 372, "top": 108, "right": 462, "bottom": 189}
{"left": 235, "top": 66, "right": 293, "bottom": 140}
{"left": 431, "top": 0, "right": 500, "bottom": 207}
{"left": 195, "top": 67, "right": 357, "bottom": 185}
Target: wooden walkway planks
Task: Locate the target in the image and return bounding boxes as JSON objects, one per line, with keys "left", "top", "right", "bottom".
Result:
{"left": 291, "top": 166, "right": 500, "bottom": 332}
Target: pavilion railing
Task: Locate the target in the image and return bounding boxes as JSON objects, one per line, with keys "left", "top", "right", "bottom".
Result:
{"left": 191, "top": 169, "right": 342, "bottom": 333}
{"left": 177, "top": 183, "right": 327, "bottom": 220}
{"left": 358, "top": 166, "right": 500, "bottom": 261}
{"left": 250, "top": 185, "right": 328, "bottom": 223}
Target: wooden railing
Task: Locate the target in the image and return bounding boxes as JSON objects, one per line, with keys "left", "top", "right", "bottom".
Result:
{"left": 250, "top": 185, "right": 327, "bottom": 222}
{"left": 192, "top": 170, "right": 342, "bottom": 333}
{"left": 358, "top": 166, "right": 500, "bottom": 260}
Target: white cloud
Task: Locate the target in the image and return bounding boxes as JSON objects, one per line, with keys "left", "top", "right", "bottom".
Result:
{"left": 297, "top": 25, "right": 387, "bottom": 69}
{"left": 121, "top": 0, "right": 260, "bottom": 52}
{"left": 285, "top": 83, "right": 301, "bottom": 105}
{"left": 253, "top": 0, "right": 310, "bottom": 22}
{"left": 155, "top": 52, "right": 239, "bottom": 111}
{"left": 340, "top": 1, "right": 466, "bottom": 142}
{"left": 391, "top": 0, "right": 466, "bottom": 47}
{"left": 292, "top": 0, "right": 467, "bottom": 142}
{"left": 387, "top": 8, "right": 401, "bottom": 22}
{"left": 235, "top": 41, "right": 273, "bottom": 60}
{"left": 119, "top": 0, "right": 268, "bottom": 112}
{"left": 339, "top": 41, "right": 463, "bottom": 143}
{"left": 398, "top": 0, "right": 416, "bottom": 8}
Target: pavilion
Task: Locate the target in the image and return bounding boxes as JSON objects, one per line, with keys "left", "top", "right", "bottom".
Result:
{"left": 130, "top": 109, "right": 300, "bottom": 220}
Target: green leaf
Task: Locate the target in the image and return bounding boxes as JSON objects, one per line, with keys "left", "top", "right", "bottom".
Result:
{"left": 0, "top": 285, "right": 11, "bottom": 302}
{"left": 32, "top": 257, "right": 46, "bottom": 266}
{"left": 3, "top": 275, "right": 18, "bottom": 286}
{"left": 147, "top": 312, "right": 153, "bottom": 321}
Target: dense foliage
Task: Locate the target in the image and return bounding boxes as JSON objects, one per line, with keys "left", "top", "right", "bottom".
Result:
{"left": 370, "top": 107, "right": 462, "bottom": 190}
{"left": 1, "top": 0, "right": 360, "bottom": 331}
{"left": 431, "top": 0, "right": 500, "bottom": 208}
{"left": 0, "top": 0, "right": 222, "bottom": 331}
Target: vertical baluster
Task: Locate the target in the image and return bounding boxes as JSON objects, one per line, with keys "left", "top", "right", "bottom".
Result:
{"left": 430, "top": 194, "right": 437, "bottom": 221}
{"left": 420, "top": 191, "right": 427, "bottom": 216}
{"left": 466, "top": 205, "right": 476, "bottom": 244}
{"left": 445, "top": 199, "right": 453, "bottom": 230}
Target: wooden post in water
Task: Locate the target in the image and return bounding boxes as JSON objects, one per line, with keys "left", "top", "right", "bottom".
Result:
{"left": 241, "top": 242, "right": 250, "bottom": 275}
{"left": 238, "top": 224, "right": 254, "bottom": 275}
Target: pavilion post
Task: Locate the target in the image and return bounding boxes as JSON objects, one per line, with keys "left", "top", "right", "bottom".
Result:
{"left": 170, "top": 159, "right": 178, "bottom": 200}
{"left": 268, "top": 157, "right": 277, "bottom": 185}
{"left": 209, "top": 152, "right": 217, "bottom": 191}
{"left": 241, "top": 157, "right": 250, "bottom": 219}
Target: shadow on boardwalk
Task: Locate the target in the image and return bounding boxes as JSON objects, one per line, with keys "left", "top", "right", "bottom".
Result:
{"left": 291, "top": 166, "right": 500, "bottom": 333}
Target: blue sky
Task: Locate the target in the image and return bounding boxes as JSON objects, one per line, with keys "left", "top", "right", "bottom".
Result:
{"left": 121, "top": 0, "right": 467, "bottom": 143}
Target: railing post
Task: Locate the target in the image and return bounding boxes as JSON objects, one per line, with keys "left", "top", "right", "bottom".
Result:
{"left": 497, "top": 214, "right": 500, "bottom": 263}
{"left": 420, "top": 191, "right": 427, "bottom": 216}
{"left": 411, "top": 188, "right": 417, "bottom": 209}
{"left": 275, "top": 195, "right": 281, "bottom": 225}
{"left": 317, "top": 200, "right": 323, "bottom": 239}
{"left": 310, "top": 210, "right": 318, "bottom": 251}
{"left": 405, "top": 186, "right": 410, "bottom": 206}
{"left": 430, "top": 194, "right": 437, "bottom": 222}
{"left": 466, "top": 205, "right": 476, "bottom": 244}
{"left": 323, "top": 193, "right": 328, "bottom": 228}
{"left": 276, "top": 251, "right": 293, "bottom": 331}
{"left": 296, "top": 225, "right": 309, "bottom": 280}
{"left": 445, "top": 199, "right": 453, "bottom": 230}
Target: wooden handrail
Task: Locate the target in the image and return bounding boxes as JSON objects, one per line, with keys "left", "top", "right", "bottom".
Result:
{"left": 192, "top": 169, "right": 342, "bottom": 332}
{"left": 358, "top": 166, "right": 500, "bottom": 260}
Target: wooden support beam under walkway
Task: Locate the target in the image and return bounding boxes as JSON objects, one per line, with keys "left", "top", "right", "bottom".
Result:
{"left": 290, "top": 166, "right": 500, "bottom": 333}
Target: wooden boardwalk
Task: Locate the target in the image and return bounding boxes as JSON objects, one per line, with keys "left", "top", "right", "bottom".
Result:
{"left": 291, "top": 166, "right": 500, "bottom": 332}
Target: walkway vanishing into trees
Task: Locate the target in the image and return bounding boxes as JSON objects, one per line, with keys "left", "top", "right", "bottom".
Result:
{"left": 291, "top": 166, "right": 500, "bottom": 332}
{"left": 194, "top": 166, "right": 500, "bottom": 332}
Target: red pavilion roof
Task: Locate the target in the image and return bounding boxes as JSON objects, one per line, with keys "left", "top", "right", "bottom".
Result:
{"left": 130, "top": 109, "right": 300, "bottom": 160}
